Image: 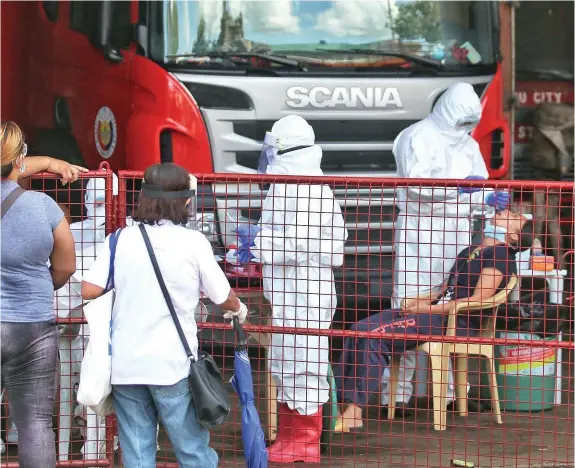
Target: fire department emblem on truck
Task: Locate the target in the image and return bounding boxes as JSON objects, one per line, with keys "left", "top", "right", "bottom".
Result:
{"left": 94, "top": 106, "right": 117, "bottom": 159}
{"left": 286, "top": 86, "right": 403, "bottom": 109}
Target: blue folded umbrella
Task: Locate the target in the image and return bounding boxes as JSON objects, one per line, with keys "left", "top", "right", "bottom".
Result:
{"left": 231, "top": 318, "right": 268, "bottom": 468}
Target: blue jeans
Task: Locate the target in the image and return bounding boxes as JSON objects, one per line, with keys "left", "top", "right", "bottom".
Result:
{"left": 112, "top": 378, "right": 218, "bottom": 468}
{"left": 1, "top": 320, "right": 58, "bottom": 468}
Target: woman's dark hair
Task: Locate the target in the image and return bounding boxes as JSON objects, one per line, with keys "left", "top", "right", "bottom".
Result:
{"left": 132, "top": 163, "right": 190, "bottom": 226}
{"left": 517, "top": 219, "right": 535, "bottom": 251}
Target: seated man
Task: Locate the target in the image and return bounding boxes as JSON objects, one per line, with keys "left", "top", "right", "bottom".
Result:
{"left": 334, "top": 209, "right": 533, "bottom": 431}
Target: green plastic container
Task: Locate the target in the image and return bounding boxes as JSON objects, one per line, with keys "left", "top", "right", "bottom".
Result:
{"left": 491, "top": 332, "right": 558, "bottom": 412}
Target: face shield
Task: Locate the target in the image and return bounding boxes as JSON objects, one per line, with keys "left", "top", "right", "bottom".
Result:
{"left": 85, "top": 178, "right": 106, "bottom": 220}
{"left": 257, "top": 128, "right": 316, "bottom": 174}
{"left": 85, "top": 174, "right": 118, "bottom": 221}
{"left": 257, "top": 132, "right": 280, "bottom": 174}
{"left": 186, "top": 175, "right": 198, "bottom": 230}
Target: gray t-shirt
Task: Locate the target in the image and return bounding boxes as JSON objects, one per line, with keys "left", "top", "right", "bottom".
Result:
{"left": 1, "top": 179, "right": 64, "bottom": 322}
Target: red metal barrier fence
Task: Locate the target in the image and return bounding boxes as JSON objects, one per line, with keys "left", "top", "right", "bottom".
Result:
{"left": 2, "top": 170, "right": 573, "bottom": 468}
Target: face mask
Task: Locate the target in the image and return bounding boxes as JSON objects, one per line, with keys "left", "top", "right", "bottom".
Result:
{"left": 16, "top": 153, "right": 26, "bottom": 173}
{"left": 455, "top": 117, "right": 480, "bottom": 133}
{"left": 483, "top": 224, "right": 507, "bottom": 242}
{"left": 86, "top": 203, "right": 106, "bottom": 222}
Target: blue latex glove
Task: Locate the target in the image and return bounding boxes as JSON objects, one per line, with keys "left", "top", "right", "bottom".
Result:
{"left": 458, "top": 175, "right": 486, "bottom": 194}
{"left": 485, "top": 190, "right": 510, "bottom": 211}
{"left": 235, "top": 224, "right": 260, "bottom": 247}
{"left": 236, "top": 243, "right": 255, "bottom": 264}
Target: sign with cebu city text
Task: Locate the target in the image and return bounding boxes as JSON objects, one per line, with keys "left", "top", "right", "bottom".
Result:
{"left": 286, "top": 86, "right": 403, "bottom": 109}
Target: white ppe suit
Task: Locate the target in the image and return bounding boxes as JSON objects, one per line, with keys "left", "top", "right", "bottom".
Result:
{"left": 381, "top": 83, "right": 493, "bottom": 405}
{"left": 53, "top": 176, "right": 119, "bottom": 458}
{"left": 252, "top": 115, "right": 348, "bottom": 416}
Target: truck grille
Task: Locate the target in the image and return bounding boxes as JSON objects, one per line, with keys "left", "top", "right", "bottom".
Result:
{"left": 232, "top": 118, "right": 414, "bottom": 174}
{"left": 236, "top": 150, "right": 396, "bottom": 172}
{"left": 233, "top": 119, "right": 417, "bottom": 143}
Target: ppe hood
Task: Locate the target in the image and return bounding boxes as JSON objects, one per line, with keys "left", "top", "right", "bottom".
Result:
{"left": 429, "top": 83, "right": 482, "bottom": 136}
{"left": 264, "top": 115, "right": 323, "bottom": 176}
{"left": 85, "top": 173, "right": 118, "bottom": 218}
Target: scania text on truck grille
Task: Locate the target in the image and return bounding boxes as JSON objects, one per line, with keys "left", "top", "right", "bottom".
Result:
{"left": 285, "top": 86, "right": 403, "bottom": 109}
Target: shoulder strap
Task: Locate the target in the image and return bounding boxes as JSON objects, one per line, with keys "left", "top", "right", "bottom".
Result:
{"left": 139, "top": 224, "right": 193, "bottom": 359}
{"left": 1, "top": 187, "right": 25, "bottom": 219}
{"left": 104, "top": 228, "right": 123, "bottom": 292}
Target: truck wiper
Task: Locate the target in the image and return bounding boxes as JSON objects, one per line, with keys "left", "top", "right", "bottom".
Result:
{"left": 168, "top": 51, "right": 308, "bottom": 71}
{"left": 317, "top": 48, "right": 443, "bottom": 70}
{"left": 233, "top": 52, "right": 308, "bottom": 71}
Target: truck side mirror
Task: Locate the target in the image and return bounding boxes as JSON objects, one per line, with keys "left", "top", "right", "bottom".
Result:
{"left": 135, "top": 24, "right": 149, "bottom": 56}
{"left": 92, "top": 0, "right": 124, "bottom": 64}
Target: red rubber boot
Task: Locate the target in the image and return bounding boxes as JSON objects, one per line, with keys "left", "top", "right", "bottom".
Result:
{"left": 267, "top": 407, "right": 322, "bottom": 464}
{"left": 267, "top": 403, "right": 293, "bottom": 457}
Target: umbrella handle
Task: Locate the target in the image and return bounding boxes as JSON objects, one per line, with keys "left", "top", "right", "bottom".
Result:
{"left": 233, "top": 317, "right": 247, "bottom": 347}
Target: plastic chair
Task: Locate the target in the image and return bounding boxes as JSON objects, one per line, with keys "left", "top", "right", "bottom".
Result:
{"left": 451, "top": 275, "right": 517, "bottom": 423}
{"left": 387, "top": 275, "right": 517, "bottom": 431}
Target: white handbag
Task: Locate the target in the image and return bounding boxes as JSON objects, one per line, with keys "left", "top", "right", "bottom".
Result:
{"left": 77, "top": 289, "right": 115, "bottom": 416}
{"left": 77, "top": 229, "right": 123, "bottom": 416}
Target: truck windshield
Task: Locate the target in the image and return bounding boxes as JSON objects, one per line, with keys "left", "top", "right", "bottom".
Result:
{"left": 158, "top": 0, "right": 497, "bottom": 72}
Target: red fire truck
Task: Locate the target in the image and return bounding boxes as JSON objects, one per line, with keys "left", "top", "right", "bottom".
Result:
{"left": 1, "top": 0, "right": 511, "bottom": 305}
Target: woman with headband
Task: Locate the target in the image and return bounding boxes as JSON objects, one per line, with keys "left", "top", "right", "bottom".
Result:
{"left": 82, "top": 163, "right": 246, "bottom": 467}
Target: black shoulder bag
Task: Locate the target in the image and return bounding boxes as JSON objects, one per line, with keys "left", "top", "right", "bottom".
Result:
{"left": 139, "top": 224, "right": 231, "bottom": 429}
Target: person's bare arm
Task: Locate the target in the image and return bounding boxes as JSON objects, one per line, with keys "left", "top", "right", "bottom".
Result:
{"left": 21, "top": 156, "right": 88, "bottom": 184}
{"left": 401, "top": 282, "right": 448, "bottom": 310}
{"left": 50, "top": 218, "right": 77, "bottom": 289}
{"left": 407, "top": 268, "right": 503, "bottom": 315}
{"left": 82, "top": 281, "right": 105, "bottom": 300}
{"left": 460, "top": 268, "right": 503, "bottom": 304}
{"left": 217, "top": 288, "right": 241, "bottom": 312}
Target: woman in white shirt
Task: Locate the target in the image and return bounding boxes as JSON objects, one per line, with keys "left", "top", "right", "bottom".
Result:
{"left": 82, "top": 163, "right": 247, "bottom": 468}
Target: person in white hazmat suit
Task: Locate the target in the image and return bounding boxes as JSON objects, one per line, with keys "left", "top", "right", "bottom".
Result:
{"left": 380, "top": 83, "right": 510, "bottom": 411}
{"left": 60, "top": 175, "right": 121, "bottom": 457}
{"left": 236, "top": 115, "right": 347, "bottom": 464}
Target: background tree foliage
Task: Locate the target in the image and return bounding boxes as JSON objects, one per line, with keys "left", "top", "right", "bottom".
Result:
{"left": 391, "top": 1, "right": 441, "bottom": 43}
{"left": 193, "top": 17, "right": 208, "bottom": 52}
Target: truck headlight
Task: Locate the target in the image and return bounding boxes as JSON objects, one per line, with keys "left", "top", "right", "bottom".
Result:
{"left": 198, "top": 212, "right": 217, "bottom": 241}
